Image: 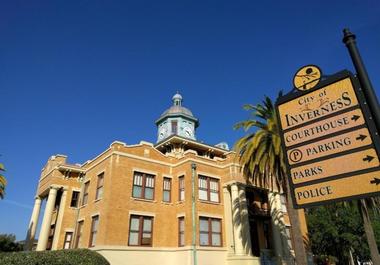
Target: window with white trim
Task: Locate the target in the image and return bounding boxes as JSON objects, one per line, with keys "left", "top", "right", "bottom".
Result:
{"left": 95, "top": 173, "right": 104, "bottom": 200}
{"left": 198, "top": 176, "right": 219, "bottom": 202}
{"left": 132, "top": 172, "right": 155, "bottom": 200}
{"left": 82, "top": 182, "right": 90, "bottom": 206}
{"left": 75, "top": 221, "right": 84, "bottom": 248}
{"left": 163, "top": 177, "right": 171, "bottom": 202}
{"left": 89, "top": 215, "right": 99, "bottom": 247}
{"left": 63, "top": 232, "right": 73, "bottom": 249}
{"left": 128, "top": 215, "right": 153, "bottom": 246}
{"left": 199, "top": 217, "right": 222, "bottom": 246}
{"left": 179, "top": 176, "right": 185, "bottom": 201}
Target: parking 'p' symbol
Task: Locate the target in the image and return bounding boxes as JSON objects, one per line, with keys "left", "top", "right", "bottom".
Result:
{"left": 289, "top": 149, "right": 302, "bottom": 163}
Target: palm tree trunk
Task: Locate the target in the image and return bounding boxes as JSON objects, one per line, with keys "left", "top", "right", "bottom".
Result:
{"left": 349, "top": 247, "right": 355, "bottom": 265}
{"left": 358, "top": 199, "right": 380, "bottom": 265}
{"left": 285, "top": 178, "right": 308, "bottom": 265}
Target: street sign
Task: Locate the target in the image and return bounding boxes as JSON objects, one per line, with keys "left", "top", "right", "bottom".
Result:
{"left": 287, "top": 127, "right": 372, "bottom": 165}
{"left": 283, "top": 108, "right": 365, "bottom": 147}
{"left": 291, "top": 149, "right": 379, "bottom": 185}
{"left": 294, "top": 171, "right": 380, "bottom": 205}
{"left": 276, "top": 70, "right": 380, "bottom": 208}
{"left": 278, "top": 76, "right": 359, "bottom": 130}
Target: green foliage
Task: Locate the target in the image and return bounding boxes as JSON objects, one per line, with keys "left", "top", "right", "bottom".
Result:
{"left": 234, "top": 93, "right": 285, "bottom": 187}
{"left": 0, "top": 249, "right": 110, "bottom": 265}
{"left": 234, "top": 94, "right": 309, "bottom": 264}
{"left": 0, "top": 234, "right": 22, "bottom": 252}
{"left": 306, "top": 203, "right": 373, "bottom": 264}
{"left": 313, "top": 255, "right": 337, "bottom": 265}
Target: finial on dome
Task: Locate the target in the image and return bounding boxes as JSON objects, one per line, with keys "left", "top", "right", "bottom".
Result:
{"left": 172, "top": 92, "right": 183, "bottom": 106}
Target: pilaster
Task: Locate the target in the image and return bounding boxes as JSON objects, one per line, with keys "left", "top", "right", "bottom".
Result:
{"left": 238, "top": 187, "right": 252, "bottom": 255}
{"left": 230, "top": 183, "right": 244, "bottom": 255}
{"left": 223, "top": 186, "right": 234, "bottom": 254}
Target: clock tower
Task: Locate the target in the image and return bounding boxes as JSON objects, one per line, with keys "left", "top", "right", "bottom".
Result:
{"left": 156, "top": 93, "right": 199, "bottom": 142}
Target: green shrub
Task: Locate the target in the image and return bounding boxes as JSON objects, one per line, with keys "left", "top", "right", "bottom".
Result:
{"left": 0, "top": 234, "right": 23, "bottom": 252}
{"left": 0, "top": 248, "right": 110, "bottom": 265}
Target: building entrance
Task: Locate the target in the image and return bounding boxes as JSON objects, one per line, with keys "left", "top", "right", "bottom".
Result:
{"left": 246, "top": 188, "right": 273, "bottom": 257}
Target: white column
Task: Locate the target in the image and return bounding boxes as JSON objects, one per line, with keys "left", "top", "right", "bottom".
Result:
{"left": 223, "top": 186, "right": 234, "bottom": 254}
{"left": 230, "top": 183, "right": 244, "bottom": 255}
{"left": 239, "top": 187, "right": 252, "bottom": 255}
{"left": 269, "top": 191, "right": 285, "bottom": 265}
{"left": 52, "top": 188, "right": 68, "bottom": 250}
{"left": 25, "top": 196, "right": 42, "bottom": 250}
{"left": 36, "top": 186, "right": 59, "bottom": 251}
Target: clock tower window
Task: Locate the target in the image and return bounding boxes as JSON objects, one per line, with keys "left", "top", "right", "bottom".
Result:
{"left": 171, "top": 120, "right": 178, "bottom": 134}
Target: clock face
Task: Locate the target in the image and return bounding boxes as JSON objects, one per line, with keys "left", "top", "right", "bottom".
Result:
{"left": 158, "top": 126, "right": 168, "bottom": 139}
{"left": 184, "top": 126, "right": 193, "bottom": 138}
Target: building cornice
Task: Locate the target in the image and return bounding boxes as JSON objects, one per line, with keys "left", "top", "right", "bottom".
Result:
{"left": 38, "top": 139, "right": 240, "bottom": 184}
{"left": 155, "top": 135, "right": 229, "bottom": 155}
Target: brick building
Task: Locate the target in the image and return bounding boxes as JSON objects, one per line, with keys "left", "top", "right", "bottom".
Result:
{"left": 25, "top": 93, "right": 306, "bottom": 265}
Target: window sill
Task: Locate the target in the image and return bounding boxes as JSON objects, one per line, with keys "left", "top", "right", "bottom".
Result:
{"left": 199, "top": 245, "right": 223, "bottom": 249}
{"left": 198, "top": 200, "right": 221, "bottom": 205}
{"left": 94, "top": 198, "right": 102, "bottom": 203}
{"left": 161, "top": 201, "right": 173, "bottom": 205}
{"left": 176, "top": 200, "right": 185, "bottom": 205}
{"left": 79, "top": 204, "right": 87, "bottom": 209}
{"left": 131, "top": 197, "right": 156, "bottom": 203}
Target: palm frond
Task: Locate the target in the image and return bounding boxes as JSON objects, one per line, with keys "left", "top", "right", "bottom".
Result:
{"left": 0, "top": 163, "right": 7, "bottom": 199}
{"left": 0, "top": 175, "right": 6, "bottom": 187}
{"left": 234, "top": 92, "right": 286, "bottom": 191}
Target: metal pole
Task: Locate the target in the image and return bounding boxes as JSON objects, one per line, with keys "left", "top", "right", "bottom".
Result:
{"left": 191, "top": 163, "right": 198, "bottom": 265}
{"left": 343, "top": 28, "right": 380, "bottom": 265}
{"left": 342, "top": 28, "right": 380, "bottom": 132}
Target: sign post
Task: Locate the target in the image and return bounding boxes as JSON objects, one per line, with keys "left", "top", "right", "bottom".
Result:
{"left": 343, "top": 29, "right": 380, "bottom": 265}
{"left": 276, "top": 29, "right": 380, "bottom": 264}
{"left": 276, "top": 70, "right": 380, "bottom": 208}
{"left": 343, "top": 28, "right": 380, "bottom": 132}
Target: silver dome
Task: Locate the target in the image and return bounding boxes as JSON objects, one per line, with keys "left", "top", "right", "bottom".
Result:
{"left": 155, "top": 92, "right": 199, "bottom": 126}
{"left": 160, "top": 105, "right": 194, "bottom": 118}
{"left": 172, "top": 93, "right": 183, "bottom": 101}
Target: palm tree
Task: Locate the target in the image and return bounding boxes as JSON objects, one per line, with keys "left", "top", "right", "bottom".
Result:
{"left": 234, "top": 94, "right": 308, "bottom": 265}
{"left": 357, "top": 198, "right": 380, "bottom": 264}
{"left": 0, "top": 162, "right": 6, "bottom": 199}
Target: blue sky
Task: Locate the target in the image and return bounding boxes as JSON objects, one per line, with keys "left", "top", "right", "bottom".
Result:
{"left": 1, "top": 0, "right": 379, "bottom": 240}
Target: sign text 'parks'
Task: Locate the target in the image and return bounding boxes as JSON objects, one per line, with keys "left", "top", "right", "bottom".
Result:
{"left": 276, "top": 70, "right": 380, "bottom": 208}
